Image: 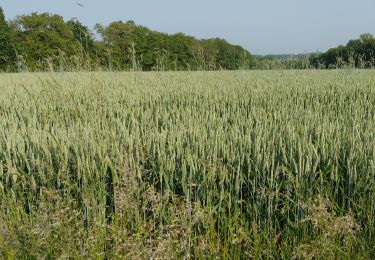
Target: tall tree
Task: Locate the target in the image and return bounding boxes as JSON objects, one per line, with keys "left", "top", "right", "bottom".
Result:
{"left": 96, "top": 20, "right": 151, "bottom": 69}
{"left": 96, "top": 21, "right": 254, "bottom": 71}
{"left": 67, "top": 19, "right": 95, "bottom": 54}
{"left": 310, "top": 33, "right": 375, "bottom": 68}
{"left": 0, "top": 7, "right": 16, "bottom": 71}
{"left": 10, "top": 13, "right": 81, "bottom": 70}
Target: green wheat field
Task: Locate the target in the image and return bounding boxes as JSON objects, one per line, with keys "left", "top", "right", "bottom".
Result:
{"left": 0, "top": 70, "right": 374, "bottom": 258}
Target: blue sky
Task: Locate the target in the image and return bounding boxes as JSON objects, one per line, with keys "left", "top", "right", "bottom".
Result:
{"left": 1, "top": 0, "right": 375, "bottom": 55}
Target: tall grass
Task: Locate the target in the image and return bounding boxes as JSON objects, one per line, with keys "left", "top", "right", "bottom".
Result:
{"left": 0, "top": 70, "right": 374, "bottom": 258}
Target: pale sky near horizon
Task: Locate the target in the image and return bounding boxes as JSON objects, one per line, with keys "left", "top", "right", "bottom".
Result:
{"left": 1, "top": 0, "right": 374, "bottom": 55}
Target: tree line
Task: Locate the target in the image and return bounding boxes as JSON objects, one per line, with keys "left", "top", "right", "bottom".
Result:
{"left": 254, "top": 35, "right": 375, "bottom": 70}
{"left": 310, "top": 33, "right": 375, "bottom": 69}
{"left": 0, "top": 8, "right": 254, "bottom": 71}
{"left": 1, "top": 7, "right": 374, "bottom": 72}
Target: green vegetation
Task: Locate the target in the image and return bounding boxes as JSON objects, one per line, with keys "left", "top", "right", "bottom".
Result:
{"left": 94, "top": 21, "right": 253, "bottom": 71}
{"left": 10, "top": 13, "right": 84, "bottom": 71}
{"left": 255, "top": 33, "right": 375, "bottom": 69}
{"left": 2, "top": 7, "right": 375, "bottom": 72}
{"left": 0, "top": 7, "right": 16, "bottom": 71}
{"left": 0, "top": 5, "right": 374, "bottom": 259}
{"left": 310, "top": 34, "right": 375, "bottom": 69}
{"left": 0, "top": 70, "right": 374, "bottom": 258}
{"left": 253, "top": 54, "right": 310, "bottom": 70}
{"left": 1, "top": 10, "right": 254, "bottom": 71}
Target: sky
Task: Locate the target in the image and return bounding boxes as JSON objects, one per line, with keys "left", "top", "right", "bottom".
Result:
{"left": 1, "top": 0, "right": 375, "bottom": 55}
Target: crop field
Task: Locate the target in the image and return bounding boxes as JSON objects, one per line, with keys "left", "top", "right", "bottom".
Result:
{"left": 0, "top": 70, "right": 374, "bottom": 258}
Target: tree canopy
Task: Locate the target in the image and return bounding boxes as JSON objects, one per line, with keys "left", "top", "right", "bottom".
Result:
{"left": 0, "top": 8, "right": 255, "bottom": 71}
{"left": 0, "top": 7, "right": 16, "bottom": 71}
{"left": 9, "top": 13, "right": 83, "bottom": 70}
{"left": 310, "top": 34, "right": 375, "bottom": 68}
{"left": 0, "top": 6, "right": 374, "bottom": 71}
{"left": 95, "top": 20, "right": 254, "bottom": 70}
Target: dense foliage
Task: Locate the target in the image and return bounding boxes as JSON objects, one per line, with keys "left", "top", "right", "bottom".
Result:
{"left": 1, "top": 6, "right": 374, "bottom": 71}
{"left": 0, "top": 9, "right": 254, "bottom": 71}
{"left": 310, "top": 34, "right": 375, "bottom": 68}
{"left": 0, "top": 71, "right": 374, "bottom": 258}
{"left": 0, "top": 7, "right": 16, "bottom": 71}
{"left": 9, "top": 13, "right": 82, "bottom": 70}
